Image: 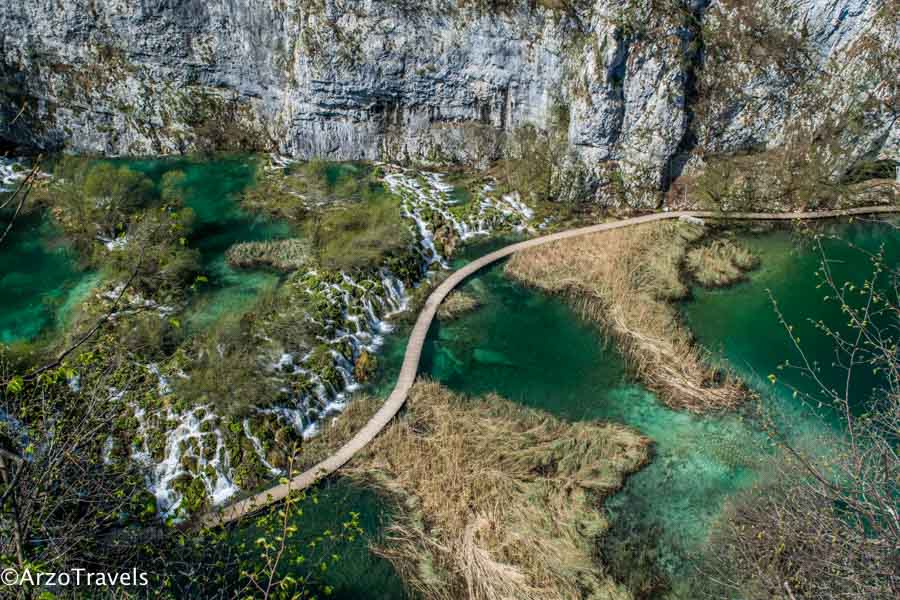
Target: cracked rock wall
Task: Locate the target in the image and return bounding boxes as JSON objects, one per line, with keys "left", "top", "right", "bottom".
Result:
{"left": 1, "top": 0, "right": 895, "bottom": 206}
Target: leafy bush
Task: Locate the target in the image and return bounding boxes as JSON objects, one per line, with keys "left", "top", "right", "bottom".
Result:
{"left": 174, "top": 314, "right": 277, "bottom": 416}
{"left": 52, "top": 158, "right": 156, "bottom": 246}
{"left": 104, "top": 205, "right": 200, "bottom": 300}
{"left": 307, "top": 196, "right": 414, "bottom": 272}
{"left": 242, "top": 160, "right": 389, "bottom": 223}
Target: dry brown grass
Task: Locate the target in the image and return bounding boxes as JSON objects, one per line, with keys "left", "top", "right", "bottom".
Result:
{"left": 685, "top": 238, "right": 760, "bottom": 288}
{"left": 293, "top": 395, "right": 384, "bottom": 473}
{"left": 348, "top": 380, "right": 648, "bottom": 600}
{"left": 437, "top": 291, "right": 481, "bottom": 320}
{"left": 226, "top": 239, "right": 311, "bottom": 272}
{"left": 505, "top": 221, "right": 745, "bottom": 412}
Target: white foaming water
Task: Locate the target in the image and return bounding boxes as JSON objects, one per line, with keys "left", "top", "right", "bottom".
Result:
{"left": 0, "top": 157, "right": 49, "bottom": 193}
{"left": 383, "top": 168, "right": 534, "bottom": 265}
{"left": 243, "top": 419, "right": 283, "bottom": 477}
{"left": 99, "top": 234, "right": 129, "bottom": 251}
{"left": 125, "top": 164, "right": 533, "bottom": 515}
{"left": 0, "top": 157, "right": 25, "bottom": 192}
{"left": 133, "top": 403, "right": 239, "bottom": 517}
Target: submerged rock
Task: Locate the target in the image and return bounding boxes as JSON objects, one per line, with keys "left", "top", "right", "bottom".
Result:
{"left": 473, "top": 348, "right": 516, "bottom": 367}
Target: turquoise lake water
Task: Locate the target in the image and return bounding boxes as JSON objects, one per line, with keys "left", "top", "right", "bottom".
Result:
{"left": 0, "top": 210, "right": 94, "bottom": 346}
{"left": 0, "top": 157, "right": 291, "bottom": 345}
{"left": 231, "top": 478, "right": 409, "bottom": 600}
{"left": 109, "top": 158, "right": 409, "bottom": 596}
{"left": 380, "top": 220, "right": 900, "bottom": 597}
{"left": 114, "top": 156, "right": 292, "bottom": 331}
{"left": 4, "top": 154, "right": 896, "bottom": 598}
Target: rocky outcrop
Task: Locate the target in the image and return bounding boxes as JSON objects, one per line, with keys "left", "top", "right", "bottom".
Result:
{"left": 691, "top": 1, "right": 897, "bottom": 166}
{"left": 0, "top": 1, "right": 895, "bottom": 207}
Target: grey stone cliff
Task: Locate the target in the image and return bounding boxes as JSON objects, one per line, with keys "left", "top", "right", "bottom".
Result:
{"left": 1, "top": 0, "right": 896, "bottom": 206}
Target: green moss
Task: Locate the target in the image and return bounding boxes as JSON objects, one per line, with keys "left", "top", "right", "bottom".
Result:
{"left": 146, "top": 427, "right": 168, "bottom": 463}
{"left": 172, "top": 475, "right": 209, "bottom": 515}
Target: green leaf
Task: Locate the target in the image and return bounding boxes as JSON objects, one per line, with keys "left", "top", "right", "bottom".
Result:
{"left": 6, "top": 375, "right": 24, "bottom": 395}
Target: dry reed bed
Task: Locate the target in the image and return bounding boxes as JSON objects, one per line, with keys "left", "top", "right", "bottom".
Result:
{"left": 437, "top": 291, "right": 481, "bottom": 320}
{"left": 226, "top": 238, "right": 310, "bottom": 272}
{"left": 506, "top": 221, "right": 745, "bottom": 412}
{"left": 348, "top": 380, "right": 649, "bottom": 600}
{"left": 685, "top": 238, "right": 760, "bottom": 288}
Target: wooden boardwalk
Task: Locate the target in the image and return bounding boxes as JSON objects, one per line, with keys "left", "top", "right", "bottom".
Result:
{"left": 201, "top": 205, "right": 899, "bottom": 527}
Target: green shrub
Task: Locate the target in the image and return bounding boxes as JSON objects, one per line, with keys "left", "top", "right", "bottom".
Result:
{"left": 50, "top": 157, "right": 157, "bottom": 249}
{"left": 242, "top": 160, "right": 389, "bottom": 223}
{"left": 104, "top": 205, "right": 200, "bottom": 300}
{"left": 307, "top": 196, "right": 413, "bottom": 272}
{"left": 174, "top": 314, "right": 277, "bottom": 416}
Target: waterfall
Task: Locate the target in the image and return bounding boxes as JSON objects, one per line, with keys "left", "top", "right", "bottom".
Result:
{"left": 243, "top": 419, "right": 283, "bottom": 477}
{"left": 122, "top": 163, "right": 535, "bottom": 515}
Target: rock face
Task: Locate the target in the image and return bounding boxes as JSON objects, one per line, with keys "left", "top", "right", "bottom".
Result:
{"left": 0, "top": 0, "right": 896, "bottom": 206}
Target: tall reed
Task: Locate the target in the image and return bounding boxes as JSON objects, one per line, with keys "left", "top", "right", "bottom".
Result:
{"left": 506, "top": 222, "right": 745, "bottom": 412}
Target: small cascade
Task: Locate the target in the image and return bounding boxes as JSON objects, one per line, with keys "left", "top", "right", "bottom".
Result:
{"left": 267, "top": 154, "right": 297, "bottom": 171}
{"left": 0, "top": 157, "right": 25, "bottom": 192}
{"left": 383, "top": 169, "right": 534, "bottom": 266}
{"left": 0, "top": 157, "right": 48, "bottom": 193}
{"left": 132, "top": 403, "right": 240, "bottom": 517}
{"left": 243, "top": 168, "right": 534, "bottom": 472}
{"left": 243, "top": 419, "right": 283, "bottom": 477}
{"left": 0, "top": 408, "right": 29, "bottom": 453}
{"left": 97, "top": 162, "right": 536, "bottom": 516}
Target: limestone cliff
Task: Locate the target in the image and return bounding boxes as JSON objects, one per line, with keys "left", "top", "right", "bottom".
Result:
{"left": 1, "top": 0, "right": 896, "bottom": 206}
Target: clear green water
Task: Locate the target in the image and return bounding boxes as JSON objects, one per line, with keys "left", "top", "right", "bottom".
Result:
{"left": 2, "top": 155, "right": 408, "bottom": 597}
{"left": 377, "top": 222, "right": 899, "bottom": 596}
{"left": 684, "top": 221, "right": 900, "bottom": 425}
{"left": 0, "top": 210, "right": 95, "bottom": 345}
{"left": 113, "top": 156, "right": 292, "bottom": 330}
{"left": 401, "top": 241, "right": 763, "bottom": 592}
{"left": 115, "top": 157, "right": 408, "bottom": 597}
{"left": 1, "top": 157, "right": 290, "bottom": 345}
{"left": 233, "top": 478, "right": 409, "bottom": 600}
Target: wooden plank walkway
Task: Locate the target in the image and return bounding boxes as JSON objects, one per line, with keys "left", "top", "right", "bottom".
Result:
{"left": 200, "top": 205, "right": 899, "bottom": 527}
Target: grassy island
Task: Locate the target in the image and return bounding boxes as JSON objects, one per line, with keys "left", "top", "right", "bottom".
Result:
{"left": 506, "top": 221, "right": 749, "bottom": 412}
{"left": 347, "top": 381, "right": 649, "bottom": 600}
